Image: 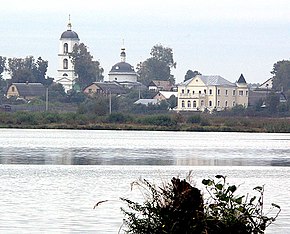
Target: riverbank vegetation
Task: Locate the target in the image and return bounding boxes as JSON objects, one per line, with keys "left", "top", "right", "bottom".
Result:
{"left": 119, "top": 175, "right": 280, "bottom": 233}
{"left": 0, "top": 111, "right": 289, "bottom": 133}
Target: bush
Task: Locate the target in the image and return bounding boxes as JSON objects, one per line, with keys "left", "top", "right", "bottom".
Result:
{"left": 120, "top": 175, "right": 280, "bottom": 234}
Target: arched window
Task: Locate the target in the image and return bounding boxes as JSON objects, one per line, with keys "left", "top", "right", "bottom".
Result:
{"left": 201, "top": 100, "right": 204, "bottom": 106}
{"left": 63, "top": 73, "right": 68, "bottom": 77}
{"left": 233, "top": 101, "right": 236, "bottom": 106}
{"left": 181, "top": 100, "right": 185, "bottom": 108}
{"left": 187, "top": 100, "right": 191, "bottom": 108}
{"left": 209, "top": 100, "right": 212, "bottom": 106}
{"left": 225, "top": 101, "right": 228, "bottom": 107}
{"left": 63, "top": 43, "right": 68, "bottom": 54}
{"left": 63, "top": 59, "right": 68, "bottom": 69}
{"left": 193, "top": 100, "right": 197, "bottom": 107}
{"left": 217, "top": 101, "right": 220, "bottom": 106}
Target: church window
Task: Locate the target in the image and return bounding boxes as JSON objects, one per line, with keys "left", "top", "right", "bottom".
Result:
{"left": 246, "top": 91, "right": 248, "bottom": 96}
{"left": 12, "top": 87, "right": 15, "bottom": 92}
{"left": 225, "top": 101, "right": 228, "bottom": 107}
{"left": 192, "top": 90, "right": 195, "bottom": 94}
{"left": 187, "top": 89, "right": 190, "bottom": 94}
{"left": 239, "top": 90, "right": 243, "bottom": 96}
{"left": 217, "top": 101, "right": 220, "bottom": 106}
{"left": 217, "top": 89, "right": 220, "bottom": 95}
{"left": 233, "top": 101, "right": 236, "bottom": 106}
{"left": 181, "top": 89, "right": 184, "bottom": 94}
{"left": 204, "top": 89, "right": 206, "bottom": 94}
{"left": 63, "top": 73, "right": 68, "bottom": 76}
{"left": 63, "top": 59, "right": 68, "bottom": 69}
{"left": 209, "top": 100, "right": 212, "bottom": 106}
{"left": 209, "top": 89, "right": 212, "bottom": 95}
{"left": 201, "top": 100, "right": 204, "bottom": 106}
{"left": 187, "top": 100, "right": 191, "bottom": 108}
{"left": 233, "top": 90, "right": 236, "bottom": 96}
{"left": 63, "top": 43, "right": 68, "bottom": 54}
{"left": 225, "top": 90, "right": 228, "bottom": 96}
{"left": 199, "top": 90, "right": 201, "bottom": 94}
{"left": 182, "top": 100, "right": 185, "bottom": 107}
{"left": 115, "top": 77, "right": 118, "bottom": 80}
{"left": 193, "top": 100, "right": 197, "bottom": 107}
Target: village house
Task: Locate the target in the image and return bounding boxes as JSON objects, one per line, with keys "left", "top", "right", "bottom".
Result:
{"left": 148, "top": 80, "right": 175, "bottom": 92}
{"left": 153, "top": 91, "right": 177, "bottom": 101}
{"left": 176, "top": 74, "right": 249, "bottom": 112}
{"left": 6, "top": 83, "right": 46, "bottom": 100}
{"left": 83, "top": 82, "right": 126, "bottom": 96}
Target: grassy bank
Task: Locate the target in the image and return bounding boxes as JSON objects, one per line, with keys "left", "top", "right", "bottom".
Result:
{"left": 0, "top": 112, "right": 289, "bottom": 133}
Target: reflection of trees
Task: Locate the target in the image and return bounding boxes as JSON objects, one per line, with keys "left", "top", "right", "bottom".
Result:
{"left": 0, "top": 148, "right": 175, "bottom": 165}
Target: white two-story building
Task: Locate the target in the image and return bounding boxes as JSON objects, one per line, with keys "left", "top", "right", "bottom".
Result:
{"left": 176, "top": 74, "right": 248, "bottom": 112}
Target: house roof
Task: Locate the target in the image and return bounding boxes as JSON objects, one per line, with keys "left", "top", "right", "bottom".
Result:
{"left": 94, "top": 82, "right": 126, "bottom": 94}
{"left": 134, "top": 99, "right": 158, "bottom": 106}
{"left": 181, "top": 75, "right": 236, "bottom": 87}
{"left": 237, "top": 74, "right": 247, "bottom": 84}
{"left": 157, "top": 91, "right": 177, "bottom": 99}
{"left": 11, "top": 83, "right": 46, "bottom": 97}
{"left": 109, "top": 62, "right": 137, "bottom": 74}
{"left": 148, "top": 80, "right": 173, "bottom": 90}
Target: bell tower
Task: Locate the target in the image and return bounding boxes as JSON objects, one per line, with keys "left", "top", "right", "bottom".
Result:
{"left": 56, "top": 16, "right": 80, "bottom": 92}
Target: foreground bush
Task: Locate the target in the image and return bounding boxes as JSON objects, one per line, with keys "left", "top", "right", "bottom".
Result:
{"left": 120, "top": 175, "right": 280, "bottom": 234}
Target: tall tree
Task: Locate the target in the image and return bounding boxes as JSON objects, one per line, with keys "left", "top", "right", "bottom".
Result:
{"left": 0, "top": 56, "right": 6, "bottom": 77}
{"left": 184, "top": 69, "right": 202, "bottom": 82}
{"left": 137, "top": 44, "right": 176, "bottom": 85}
{"left": 7, "top": 56, "right": 48, "bottom": 84}
{"left": 271, "top": 60, "right": 290, "bottom": 92}
{"left": 71, "top": 43, "right": 104, "bottom": 89}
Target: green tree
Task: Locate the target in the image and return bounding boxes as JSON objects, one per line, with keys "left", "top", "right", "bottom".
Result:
{"left": 71, "top": 43, "right": 104, "bottom": 90}
{"left": 271, "top": 60, "right": 290, "bottom": 92}
{"left": 137, "top": 44, "right": 176, "bottom": 85}
{"left": 7, "top": 56, "right": 48, "bottom": 84}
{"left": 184, "top": 69, "right": 202, "bottom": 81}
{"left": 0, "top": 56, "right": 6, "bottom": 76}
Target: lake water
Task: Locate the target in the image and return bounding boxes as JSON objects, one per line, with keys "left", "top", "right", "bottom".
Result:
{"left": 0, "top": 129, "right": 289, "bottom": 233}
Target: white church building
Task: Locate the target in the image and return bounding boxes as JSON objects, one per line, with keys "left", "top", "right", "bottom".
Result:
{"left": 56, "top": 19, "right": 79, "bottom": 92}
{"left": 108, "top": 47, "right": 138, "bottom": 84}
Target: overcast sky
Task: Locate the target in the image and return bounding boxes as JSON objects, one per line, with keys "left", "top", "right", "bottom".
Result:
{"left": 2, "top": 0, "right": 290, "bottom": 84}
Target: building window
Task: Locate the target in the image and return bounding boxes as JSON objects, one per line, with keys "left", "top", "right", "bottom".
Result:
{"left": 233, "top": 90, "right": 236, "bottom": 96}
{"left": 233, "top": 101, "right": 236, "bottom": 106}
{"left": 187, "top": 89, "right": 190, "bottom": 94}
{"left": 199, "top": 90, "right": 201, "bottom": 94}
{"left": 217, "top": 101, "right": 220, "bottom": 106}
{"left": 182, "top": 89, "right": 185, "bottom": 94}
{"left": 209, "top": 89, "right": 212, "bottom": 95}
{"left": 209, "top": 100, "right": 212, "bottom": 107}
{"left": 193, "top": 101, "right": 197, "bottom": 107}
{"left": 204, "top": 89, "right": 206, "bottom": 94}
{"left": 115, "top": 77, "right": 118, "bottom": 81}
{"left": 182, "top": 100, "right": 185, "bottom": 107}
{"left": 225, "top": 101, "right": 228, "bottom": 107}
{"left": 217, "top": 89, "right": 220, "bottom": 95}
{"left": 63, "top": 73, "right": 68, "bottom": 77}
{"left": 192, "top": 90, "right": 195, "bottom": 94}
{"left": 63, "top": 59, "right": 68, "bottom": 69}
{"left": 11, "top": 87, "right": 15, "bottom": 92}
{"left": 88, "top": 88, "right": 92, "bottom": 93}
{"left": 201, "top": 100, "right": 204, "bottom": 106}
{"left": 63, "top": 43, "right": 68, "bottom": 54}
{"left": 225, "top": 90, "right": 228, "bottom": 96}
{"left": 187, "top": 100, "right": 191, "bottom": 108}
{"left": 246, "top": 91, "right": 248, "bottom": 96}
{"left": 239, "top": 90, "right": 243, "bottom": 96}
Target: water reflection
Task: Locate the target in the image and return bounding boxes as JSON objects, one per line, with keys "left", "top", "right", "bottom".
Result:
{"left": 0, "top": 146, "right": 289, "bottom": 166}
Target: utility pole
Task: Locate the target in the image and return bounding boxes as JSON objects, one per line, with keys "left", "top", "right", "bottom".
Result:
{"left": 109, "top": 89, "right": 112, "bottom": 114}
{"left": 45, "top": 86, "right": 49, "bottom": 111}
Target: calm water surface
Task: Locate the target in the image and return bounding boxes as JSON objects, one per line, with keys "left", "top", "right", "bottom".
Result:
{"left": 0, "top": 129, "right": 289, "bottom": 233}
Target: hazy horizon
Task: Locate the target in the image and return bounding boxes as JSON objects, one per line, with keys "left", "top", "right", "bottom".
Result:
{"left": 2, "top": 0, "right": 290, "bottom": 84}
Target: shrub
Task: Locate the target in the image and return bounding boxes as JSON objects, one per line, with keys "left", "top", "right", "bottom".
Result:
{"left": 187, "top": 114, "right": 201, "bottom": 124}
{"left": 120, "top": 175, "right": 280, "bottom": 234}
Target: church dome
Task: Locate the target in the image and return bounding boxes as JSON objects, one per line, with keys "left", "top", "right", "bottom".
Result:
{"left": 110, "top": 62, "right": 136, "bottom": 73}
{"left": 60, "top": 30, "right": 79, "bottom": 39}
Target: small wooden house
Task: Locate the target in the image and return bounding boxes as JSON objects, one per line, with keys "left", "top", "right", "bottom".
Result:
{"left": 6, "top": 83, "right": 46, "bottom": 100}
